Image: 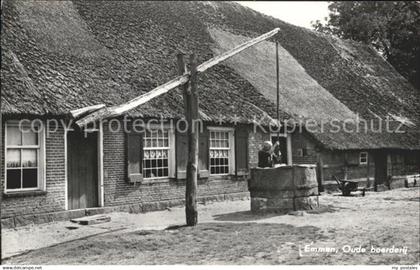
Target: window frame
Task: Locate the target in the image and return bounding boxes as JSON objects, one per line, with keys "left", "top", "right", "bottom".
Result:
{"left": 208, "top": 127, "right": 235, "bottom": 176}
{"left": 142, "top": 125, "right": 175, "bottom": 180}
{"left": 359, "top": 151, "right": 368, "bottom": 165}
{"left": 4, "top": 120, "right": 46, "bottom": 193}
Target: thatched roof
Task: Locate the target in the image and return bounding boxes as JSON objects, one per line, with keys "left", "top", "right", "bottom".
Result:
{"left": 2, "top": 1, "right": 419, "bottom": 150}
{"left": 1, "top": 0, "right": 284, "bottom": 125}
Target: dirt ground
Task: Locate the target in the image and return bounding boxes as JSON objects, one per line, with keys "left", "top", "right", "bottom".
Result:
{"left": 2, "top": 187, "right": 419, "bottom": 265}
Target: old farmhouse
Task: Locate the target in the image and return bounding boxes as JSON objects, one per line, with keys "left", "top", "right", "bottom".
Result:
{"left": 1, "top": 1, "right": 419, "bottom": 227}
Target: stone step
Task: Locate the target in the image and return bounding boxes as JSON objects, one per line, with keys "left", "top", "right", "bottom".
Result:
{"left": 71, "top": 214, "right": 111, "bottom": 225}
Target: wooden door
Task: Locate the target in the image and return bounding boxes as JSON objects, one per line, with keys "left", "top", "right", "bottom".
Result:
{"left": 67, "top": 129, "right": 98, "bottom": 209}
{"left": 373, "top": 150, "right": 387, "bottom": 187}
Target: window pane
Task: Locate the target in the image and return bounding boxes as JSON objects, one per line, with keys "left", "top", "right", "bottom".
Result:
{"left": 22, "top": 149, "right": 38, "bottom": 167}
{"left": 209, "top": 131, "right": 230, "bottom": 175}
{"left": 23, "top": 169, "right": 38, "bottom": 188}
{"left": 7, "top": 169, "right": 21, "bottom": 189}
{"left": 142, "top": 129, "right": 170, "bottom": 178}
{"left": 144, "top": 138, "right": 151, "bottom": 148}
{"left": 22, "top": 130, "right": 38, "bottom": 145}
{"left": 6, "top": 126, "right": 22, "bottom": 146}
{"left": 6, "top": 149, "right": 21, "bottom": 167}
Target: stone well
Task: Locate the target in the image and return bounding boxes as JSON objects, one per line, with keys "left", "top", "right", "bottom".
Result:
{"left": 248, "top": 165, "right": 319, "bottom": 213}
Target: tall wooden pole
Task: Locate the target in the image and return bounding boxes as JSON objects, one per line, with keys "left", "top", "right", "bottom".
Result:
{"left": 177, "top": 52, "right": 199, "bottom": 226}
{"left": 275, "top": 41, "right": 281, "bottom": 162}
{"left": 186, "top": 54, "right": 199, "bottom": 226}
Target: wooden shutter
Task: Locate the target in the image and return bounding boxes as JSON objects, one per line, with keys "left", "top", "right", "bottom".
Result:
{"left": 176, "top": 130, "right": 188, "bottom": 179}
{"left": 198, "top": 128, "right": 209, "bottom": 178}
{"left": 235, "top": 126, "right": 249, "bottom": 176}
{"left": 126, "top": 131, "right": 143, "bottom": 183}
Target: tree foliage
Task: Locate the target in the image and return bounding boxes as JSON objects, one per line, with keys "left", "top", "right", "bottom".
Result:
{"left": 312, "top": 1, "right": 420, "bottom": 90}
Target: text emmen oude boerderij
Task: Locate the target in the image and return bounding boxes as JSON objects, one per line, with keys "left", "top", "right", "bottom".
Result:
{"left": 299, "top": 243, "right": 409, "bottom": 257}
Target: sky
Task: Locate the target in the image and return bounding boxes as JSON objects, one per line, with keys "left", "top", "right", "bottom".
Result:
{"left": 237, "top": 1, "right": 330, "bottom": 29}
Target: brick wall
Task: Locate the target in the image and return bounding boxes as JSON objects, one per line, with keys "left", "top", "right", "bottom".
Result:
{"left": 1, "top": 119, "right": 66, "bottom": 218}
{"left": 1, "top": 118, "right": 259, "bottom": 220}
{"left": 102, "top": 121, "right": 255, "bottom": 207}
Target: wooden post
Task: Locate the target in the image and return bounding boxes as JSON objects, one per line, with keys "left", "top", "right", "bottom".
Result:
{"left": 177, "top": 53, "right": 199, "bottom": 226}
{"left": 186, "top": 54, "right": 199, "bottom": 226}
{"left": 177, "top": 52, "right": 189, "bottom": 123}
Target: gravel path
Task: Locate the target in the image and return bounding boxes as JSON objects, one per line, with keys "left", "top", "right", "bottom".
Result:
{"left": 2, "top": 187, "right": 419, "bottom": 264}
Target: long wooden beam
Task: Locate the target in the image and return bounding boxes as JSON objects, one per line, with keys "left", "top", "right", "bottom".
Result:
{"left": 70, "top": 104, "right": 105, "bottom": 119}
{"left": 76, "top": 27, "right": 280, "bottom": 127}
{"left": 196, "top": 27, "right": 280, "bottom": 72}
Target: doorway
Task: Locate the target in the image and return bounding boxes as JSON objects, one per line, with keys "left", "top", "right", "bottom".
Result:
{"left": 67, "top": 128, "right": 99, "bottom": 209}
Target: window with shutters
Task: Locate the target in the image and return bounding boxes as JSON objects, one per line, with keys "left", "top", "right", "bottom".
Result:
{"left": 5, "top": 121, "right": 45, "bottom": 192}
{"left": 208, "top": 128, "right": 235, "bottom": 175}
{"left": 143, "top": 128, "right": 175, "bottom": 179}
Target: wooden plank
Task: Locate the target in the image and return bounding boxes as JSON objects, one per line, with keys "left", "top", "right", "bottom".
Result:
{"left": 67, "top": 130, "right": 98, "bottom": 209}
{"left": 198, "top": 128, "right": 209, "bottom": 178}
{"left": 176, "top": 129, "right": 188, "bottom": 179}
{"left": 126, "top": 131, "right": 143, "bottom": 183}
{"left": 235, "top": 125, "right": 249, "bottom": 176}
{"left": 76, "top": 28, "right": 280, "bottom": 127}
{"left": 76, "top": 76, "right": 189, "bottom": 127}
